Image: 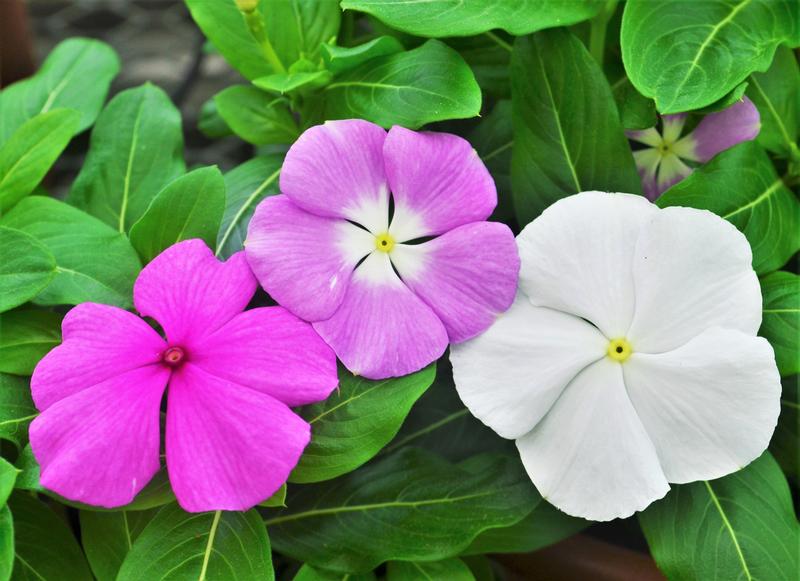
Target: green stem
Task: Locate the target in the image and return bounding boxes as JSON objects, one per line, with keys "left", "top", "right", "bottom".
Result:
{"left": 241, "top": 9, "right": 286, "bottom": 73}
{"left": 589, "top": 0, "right": 618, "bottom": 67}
{"left": 485, "top": 31, "right": 512, "bottom": 53}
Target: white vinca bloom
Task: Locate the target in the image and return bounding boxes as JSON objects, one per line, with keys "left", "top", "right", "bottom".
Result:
{"left": 450, "top": 191, "right": 781, "bottom": 521}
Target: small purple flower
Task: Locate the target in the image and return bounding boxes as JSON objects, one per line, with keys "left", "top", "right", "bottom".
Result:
{"left": 627, "top": 97, "right": 761, "bottom": 200}
{"left": 245, "top": 120, "right": 520, "bottom": 380}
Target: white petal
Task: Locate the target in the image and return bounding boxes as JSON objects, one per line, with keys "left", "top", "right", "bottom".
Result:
{"left": 516, "top": 358, "right": 669, "bottom": 521}
{"left": 627, "top": 206, "right": 761, "bottom": 353}
{"left": 624, "top": 327, "right": 780, "bottom": 484}
{"left": 450, "top": 294, "right": 607, "bottom": 440}
{"left": 517, "top": 191, "right": 657, "bottom": 338}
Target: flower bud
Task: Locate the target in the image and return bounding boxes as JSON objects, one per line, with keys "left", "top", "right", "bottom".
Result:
{"left": 235, "top": 0, "right": 259, "bottom": 13}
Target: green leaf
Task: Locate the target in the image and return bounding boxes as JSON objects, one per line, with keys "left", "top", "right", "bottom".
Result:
{"left": 639, "top": 452, "right": 800, "bottom": 581}
{"left": 0, "top": 459, "right": 18, "bottom": 508}
{"left": 198, "top": 98, "right": 233, "bottom": 138}
{"left": 621, "top": 0, "right": 799, "bottom": 113}
{"left": 0, "top": 38, "right": 119, "bottom": 142}
{"left": 264, "top": 0, "right": 341, "bottom": 66}
{"left": 7, "top": 492, "right": 93, "bottom": 580}
{"left": 117, "top": 505, "right": 274, "bottom": 581}
{"left": 68, "top": 83, "right": 185, "bottom": 233}
{"left": 216, "top": 155, "right": 283, "bottom": 259}
{"left": 259, "top": 483, "right": 286, "bottom": 508}
{"left": 290, "top": 364, "right": 436, "bottom": 484}
{"left": 0, "top": 506, "right": 11, "bottom": 581}
{"left": 469, "top": 100, "right": 514, "bottom": 223}
{"left": 695, "top": 81, "right": 748, "bottom": 114}
{"left": 1, "top": 197, "right": 142, "bottom": 308}
{"left": 0, "top": 374, "right": 36, "bottom": 449}
{"left": 253, "top": 71, "right": 333, "bottom": 94}
{"left": 129, "top": 166, "right": 226, "bottom": 263}
{"left": 747, "top": 46, "right": 800, "bottom": 156}
{"left": 341, "top": 0, "right": 604, "bottom": 37}
{"left": 0, "top": 309, "right": 61, "bottom": 375}
{"left": 387, "top": 558, "right": 474, "bottom": 581}
{"left": 772, "top": 376, "right": 798, "bottom": 480}
{"left": 80, "top": 509, "right": 156, "bottom": 581}
{"left": 267, "top": 448, "right": 539, "bottom": 573}
{"left": 293, "top": 564, "right": 376, "bottom": 581}
{"left": 462, "top": 499, "right": 587, "bottom": 555}
{"left": 657, "top": 141, "right": 800, "bottom": 275}
{"left": 511, "top": 29, "right": 640, "bottom": 226}
{"left": 759, "top": 272, "right": 799, "bottom": 377}
{"left": 325, "top": 40, "right": 481, "bottom": 129}
{"left": 322, "top": 36, "right": 404, "bottom": 74}
{"left": 0, "top": 227, "right": 56, "bottom": 314}
{"left": 612, "top": 76, "right": 657, "bottom": 130}
{"left": 0, "top": 109, "right": 80, "bottom": 212}
{"left": 447, "top": 35, "right": 511, "bottom": 98}
{"left": 214, "top": 86, "right": 298, "bottom": 145}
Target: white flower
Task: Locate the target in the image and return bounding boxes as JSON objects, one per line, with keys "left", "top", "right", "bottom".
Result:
{"left": 450, "top": 191, "right": 781, "bottom": 521}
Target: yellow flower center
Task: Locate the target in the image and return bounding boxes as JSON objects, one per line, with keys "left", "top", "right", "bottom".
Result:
{"left": 607, "top": 338, "right": 633, "bottom": 363}
{"left": 375, "top": 232, "right": 395, "bottom": 253}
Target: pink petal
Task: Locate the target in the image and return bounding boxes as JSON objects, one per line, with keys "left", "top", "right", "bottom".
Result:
{"left": 655, "top": 153, "right": 693, "bottom": 195}
{"left": 279, "top": 120, "right": 390, "bottom": 233}
{"left": 29, "top": 364, "right": 169, "bottom": 508}
{"left": 245, "top": 195, "right": 374, "bottom": 322}
{"left": 391, "top": 222, "right": 519, "bottom": 343}
{"left": 133, "top": 240, "right": 256, "bottom": 347}
{"left": 313, "top": 252, "right": 448, "bottom": 379}
{"left": 31, "top": 303, "right": 166, "bottom": 411}
{"left": 384, "top": 126, "right": 496, "bottom": 241}
{"left": 165, "top": 363, "right": 310, "bottom": 512}
{"left": 190, "top": 306, "right": 338, "bottom": 407}
{"left": 677, "top": 97, "right": 761, "bottom": 163}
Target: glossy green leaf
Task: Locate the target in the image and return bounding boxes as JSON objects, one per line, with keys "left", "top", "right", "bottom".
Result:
{"left": 253, "top": 71, "right": 332, "bottom": 94}
{"left": 639, "top": 452, "right": 799, "bottom": 581}
{"left": 214, "top": 86, "right": 298, "bottom": 145}
{"left": 0, "top": 505, "right": 11, "bottom": 581}
{"left": 469, "top": 100, "right": 514, "bottom": 224}
{"left": 387, "top": 558, "right": 474, "bottom": 581}
{"left": 325, "top": 40, "right": 481, "bottom": 129}
{"left": 68, "top": 83, "right": 185, "bottom": 233}
{"left": 322, "top": 36, "right": 404, "bottom": 74}
{"left": 658, "top": 141, "right": 800, "bottom": 274}
{"left": 341, "top": 0, "right": 604, "bottom": 37}
{"left": 447, "top": 35, "right": 511, "bottom": 98}
{"left": 511, "top": 29, "right": 640, "bottom": 226}
{"left": 129, "top": 166, "right": 226, "bottom": 263}
{"left": 117, "top": 505, "right": 274, "bottom": 580}
{"left": 0, "top": 109, "right": 80, "bottom": 212}
{"left": 621, "top": 0, "right": 799, "bottom": 113}
{"left": 216, "top": 155, "right": 283, "bottom": 259}
{"left": 0, "top": 459, "right": 18, "bottom": 508}
{"left": 268, "top": 448, "right": 539, "bottom": 573}
{"left": 1, "top": 197, "right": 142, "bottom": 308}
{"left": 290, "top": 364, "right": 436, "bottom": 484}
{"left": 759, "top": 272, "right": 799, "bottom": 377}
{"left": 612, "top": 76, "right": 657, "bottom": 130}
{"left": 0, "top": 227, "right": 56, "bottom": 314}
{"left": 0, "top": 374, "right": 36, "bottom": 449}
{"left": 198, "top": 98, "right": 233, "bottom": 139}
{"left": 0, "top": 309, "right": 61, "bottom": 376}
{"left": 7, "top": 492, "right": 92, "bottom": 580}
{"left": 0, "top": 38, "right": 119, "bottom": 142}
{"left": 772, "top": 376, "right": 798, "bottom": 480}
{"left": 293, "top": 565, "right": 376, "bottom": 581}
{"left": 747, "top": 46, "right": 800, "bottom": 156}
{"left": 80, "top": 509, "right": 156, "bottom": 581}
{"left": 695, "top": 81, "right": 748, "bottom": 114}
{"left": 462, "top": 499, "right": 587, "bottom": 555}
{"left": 264, "top": 0, "right": 341, "bottom": 66}
{"left": 259, "top": 483, "right": 286, "bottom": 508}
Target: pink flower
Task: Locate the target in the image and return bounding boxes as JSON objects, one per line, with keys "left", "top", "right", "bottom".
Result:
{"left": 245, "top": 120, "right": 520, "bottom": 380}
{"left": 29, "top": 240, "right": 338, "bottom": 512}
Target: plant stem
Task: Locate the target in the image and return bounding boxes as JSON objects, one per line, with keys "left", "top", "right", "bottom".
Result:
{"left": 589, "top": 0, "right": 619, "bottom": 67}
{"left": 241, "top": 7, "right": 286, "bottom": 73}
{"left": 485, "top": 31, "right": 512, "bottom": 53}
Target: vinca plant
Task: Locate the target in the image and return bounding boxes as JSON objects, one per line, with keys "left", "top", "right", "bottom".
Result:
{"left": 0, "top": 0, "right": 798, "bottom": 580}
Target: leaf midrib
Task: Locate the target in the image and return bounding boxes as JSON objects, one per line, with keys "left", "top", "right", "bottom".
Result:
{"left": 117, "top": 97, "right": 147, "bottom": 233}
{"left": 216, "top": 167, "right": 281, "bottom": 257}
{"left": 703, "top": 480, "right": 753, "bottom": 581}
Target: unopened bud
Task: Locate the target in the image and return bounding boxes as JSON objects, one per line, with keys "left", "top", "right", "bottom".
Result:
{"left": 235, "top": 0, "right": 259, "bottom": 13}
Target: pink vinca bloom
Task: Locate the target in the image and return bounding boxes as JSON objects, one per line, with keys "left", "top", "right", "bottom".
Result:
{"left": 29, "top": 239, "right": 338, "bottom": 512}
{"left": 627, "top": 96, "right": 760, "bottom": 200}
{"left": 245, "top": 120, "right": 520, "bottom": 380}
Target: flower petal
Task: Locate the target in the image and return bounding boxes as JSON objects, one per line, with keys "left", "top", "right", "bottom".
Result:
{"left": 627, "top": 206, "right": 761, "bottom": 353}
{"left": 624, "top": 327, "right": 780, "bottom": 483}
{"left": 655, "top": 152, "right": 692, "bottom": 194}
{"left": 626, "top": 128, "right": 662, "bottom": 148}
{"left": 190, "top": 306, "right": 338, "bottom": 407}
{"left": 516, "top": 358, "right": 669, "bottom": 521}
{"left": 279, "top": 119, "right": 389, "bottom": 233}
{"left": 674, "top": 97, "right": 760, "bottom": 163}
{"left": 517, "top": 191, "right": 657, "bottom": 338}
{"left": 31, "top": 303, "right": 165, "bottom": 411}
{"left": 384, "top": 126, "right": 496, "bottom": 241}
{"left": 450, "top": 295, "right": 607, "bottom": 440}
{"left": 134, "top": 239, "right": 256, "bottom": 346}
{"left": 633, "top": 148, "right": 662, "bottom": 201}
{"left": 661, "top": 113, "right": 687, "bottom": 143}
{"left": 166, "top": 363, "right": 310, "bottom": 512}
{"left": 313, "top": 252, "right": 448, "bottom": 379}
{"left": 30, "top": 364, "right": 169, "bottom": 508}
{"left": 246, "top": 195, "right": 374, "bottom": 322}
{"left": 391, "top": 222, "right": 519, "bottom": 343}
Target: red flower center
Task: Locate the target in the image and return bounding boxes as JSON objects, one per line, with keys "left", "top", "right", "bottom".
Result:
{"left": 161, "top": 346, "right": 186, "bottom": 367}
